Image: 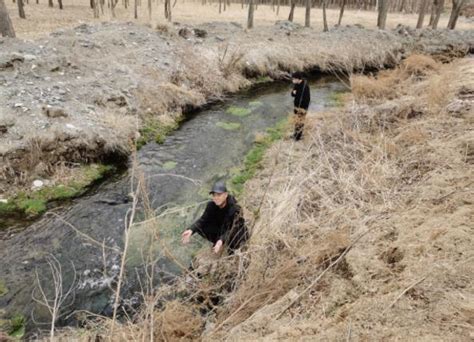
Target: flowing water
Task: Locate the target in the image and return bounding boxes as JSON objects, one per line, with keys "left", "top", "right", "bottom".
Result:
{"left": 0, "top": 76, "right": 346, "bottom": 333}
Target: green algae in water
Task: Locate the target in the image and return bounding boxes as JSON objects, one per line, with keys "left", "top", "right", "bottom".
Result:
{"left": 162, "top": 161, "right": 177, "bottom": 170}
{"left": 249, "top": 101, "right": 262, "bottom": 107}
{"left": 216, "top": 121, "right": 241, "bottom": 130}
{"left": 226, "top": 106, "right": 251, "bottom": 117}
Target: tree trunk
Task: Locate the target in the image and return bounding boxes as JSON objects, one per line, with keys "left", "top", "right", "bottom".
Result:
{"left": 147, "top": 0, "right": 151, "bottom": 19}
{"left": 134, "top": 0, "right": 137, "bottom": 18}
{"left": 0, "top": 0, "right": 15, "bottom": 37}
{"left": 276, "top": 0, "right": 280, "bottom": 15}
{"left": 288, "top": 0, "right": 295, "bottom": 21}
{"left": 247, "top": 0, "right": 254, "bottom": 29}
{"left": 431, "top": 0, "right": 444, "bottom": 28}
{"left": 48, "top": 0, "right": 53, "bottom": 7}
{"left": 219, "top": 0, "right": 221, "bottom": 13}
{"left": 57, "top": 0, "right": 63, "bottom": 9}
{"left": 322, "top": 0, "right": 328, "bottom": 31}
{"left": 17, "top": 0, "right": 25, "bottom": 18}
{"left": 447, "top": 0, "right": 465, "bottom": 29}
{"left": 416, "top": 0, "right": 429, "bottom": 28}
{"left": 337, "top": 0, "right": 346, "bottom": 25}
{"left": 305, "top": 0, "right": 310, "bottom": 27}
{"left": 164, "top": 0, "right": 171, "bottom": 21}
{"left": 377, "top": 0, "right": 389, "bottom": 29}
{"left": 93, "top": 0, "right": 99, "bottom": 17}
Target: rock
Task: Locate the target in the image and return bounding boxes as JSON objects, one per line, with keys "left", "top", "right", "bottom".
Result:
{"left": 275, "top": 20, "right": 302, "bottom": 31}
{"left": 0, "top": 53, "right": 24, "bottom": 70}
{"left": 23, "top": 54, "right": 37, "bottom": 61}
{"left": 178, "top": 27, "right": 192, "bottom": 39}
{"left": 193, "top": 28, "right": 208, "bottom": 38}
{"left": 32, "top": 179, "right": 44, "bottom": 190}
{"left": 42, "top": 105, "right": 68, "bottom": 118}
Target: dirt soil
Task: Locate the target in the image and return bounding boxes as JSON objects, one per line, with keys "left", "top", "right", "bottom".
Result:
{"left": 1, "top": 20, "right": 473, "bottom": 199}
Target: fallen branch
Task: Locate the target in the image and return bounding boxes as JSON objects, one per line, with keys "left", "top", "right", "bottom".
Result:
{"left": 383, "top": 276, "right": 427, "bottom": 314}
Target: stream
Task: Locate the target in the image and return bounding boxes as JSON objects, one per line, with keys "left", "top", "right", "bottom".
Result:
{"left": 0, "top": 76, "right": 345, "bottom": 334}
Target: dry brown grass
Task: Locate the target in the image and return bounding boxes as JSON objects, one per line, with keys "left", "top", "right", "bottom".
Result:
{"left": 6, "top": 0, "right": 474, "bottom": 39}
{"left": 202, "top": 57, "right": 474, "bottom": 340}
{"left": 49, "top": 55, "right": 473, "bottom": 342}
{"left": 351, "top": 54, "right": 443, "bottom": 102}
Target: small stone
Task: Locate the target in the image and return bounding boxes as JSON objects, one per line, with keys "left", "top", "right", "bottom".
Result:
{"left": 32, "top": 179, "right": 44, "bottom": 188}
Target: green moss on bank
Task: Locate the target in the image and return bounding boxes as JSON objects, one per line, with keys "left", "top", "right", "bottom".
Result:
{"left": 230, "top": 119, "right": 287, "bottom": 195}
{"left": 0, "top": 164, "right": 114, "bottom": 219}
{"left": 137, "top": 117, "right": 180, "bottom": 148}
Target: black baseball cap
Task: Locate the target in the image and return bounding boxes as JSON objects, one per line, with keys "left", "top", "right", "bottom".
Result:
{"left": 291, "top": 71, "right": 304, "bottom": 79}
{"left": 209, "top": 181, "right": 227, "bottom": 194}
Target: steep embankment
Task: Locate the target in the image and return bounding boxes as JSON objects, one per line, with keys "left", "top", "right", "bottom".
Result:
{"left": 204, "top": 55, "right": 473, "bottom": 341}
{"left": 1, "top": 21, "right": 472, "bottom": 203}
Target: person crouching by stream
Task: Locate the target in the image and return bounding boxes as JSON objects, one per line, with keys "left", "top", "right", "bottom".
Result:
{"left": 291, "top": 72, "right": 311, "bottom": 141}
{"left": 181, "top": 182, "right": 249, "bottom": 255}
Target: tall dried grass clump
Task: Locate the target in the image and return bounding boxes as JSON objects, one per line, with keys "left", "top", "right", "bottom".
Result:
{"left": 351, "top": 54, "right": 441, "bottom": 102}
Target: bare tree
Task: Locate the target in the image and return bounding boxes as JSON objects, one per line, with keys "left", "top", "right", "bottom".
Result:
{"left": 17, "top": 0, "right": 25, "bottom": 18}
{"left": 247, "top": 0, "right": 254, "bottom": 29}
{"left": 416, "top": 0, "right": 429, "bottom": 28}
{"left": 288, "top": 0, "right": 296, "bottom": 22}
{"left": 305, "top": 0, "right": 311, "bottom": 27}
{"left": 164, "top": 0, "right": 171, "bottom": 21}
{"left": 430, "top": 0, "right": 444, "bottom": 28}
{"left": 377, "top": 0, "right": 389, "bottom": 29}
{"left": 0, "top": 0, "right": 15, "bottom": 37}
{"left": 447, "top": 0, "right": 466, "bottom": 29}
{"left": 322, "top": 0, "right": 328, "bottom": 31}
{"left": 57, "top": 0, "right": 62, "bottom": 9}
{"left": 48, "top": 0, "right": 53, "bottom": 7}
{"left": 338, "top": 0, "right": 346, "bottom": 26}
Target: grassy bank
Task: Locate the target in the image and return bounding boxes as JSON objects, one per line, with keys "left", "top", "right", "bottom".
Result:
{"left": 0, "top": 164, "right": 114, "bottom": 221}
{"left": 48, "top": 54, "right": 474, "bottom": 341}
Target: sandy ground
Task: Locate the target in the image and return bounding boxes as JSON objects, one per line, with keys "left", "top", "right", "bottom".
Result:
{"left": 5, "top": 0, "right": 474, "bottom": 39}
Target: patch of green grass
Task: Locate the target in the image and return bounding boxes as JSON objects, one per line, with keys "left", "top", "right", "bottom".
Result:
{"left": 162, "top": 161, "right": 177, "bottom": 170}
{"left": 0, "top": 280, "right": 8, "bottom": 297}
{"left": 3, "top": 164, "right": 114, "bottom": 219}
{"left": 328, "top": 91, "right": 347, "bottom": 107}
{"left": 230, "top": 119, "right": 287, "bottom": 195}
{"left": 17, "top": 198, "right": 47, "bottom": 216}
{"left": 254, "top": 76, "right": 273, "bottom": 84}
{"left": 226, "top": 106, "right": 251, "bottom": 117}
{"left": 9, "top": 314, "right": 25, "bottom": 338}
{"left": 0, "top": 201, "right": 17, "bottom": 216}
{"left": 137, "top": 117, "right": 180, "bottom": 148}
{"left": 216, "top": 121, "right": 241, "bottom": 131}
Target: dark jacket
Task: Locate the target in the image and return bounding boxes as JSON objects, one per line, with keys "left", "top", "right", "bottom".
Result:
{"left": 189, "top": 196, "right": 248, "bottom": 250}
{"left": 291, "top": 80, "right": 311, "bottom": 110}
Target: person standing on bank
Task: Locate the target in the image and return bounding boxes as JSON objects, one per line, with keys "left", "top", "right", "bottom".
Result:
{"left": 181, "top": 182, "right": 249, "bottom": 254}
{"left": 291, "top": 72, "right": 311, "bottom": 141}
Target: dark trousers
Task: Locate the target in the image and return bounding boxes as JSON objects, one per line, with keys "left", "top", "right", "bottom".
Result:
{"left": 293, "top": 107, "right": 307, "bottom": 141}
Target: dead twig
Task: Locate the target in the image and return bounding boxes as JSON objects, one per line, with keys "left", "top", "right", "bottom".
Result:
{"left": 383, "top": 276, "right": 427, "bottom": 314}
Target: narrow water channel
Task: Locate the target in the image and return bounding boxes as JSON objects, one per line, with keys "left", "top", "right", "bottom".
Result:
{"left": 0, "top": 76, "right": 346, "bottom": 333}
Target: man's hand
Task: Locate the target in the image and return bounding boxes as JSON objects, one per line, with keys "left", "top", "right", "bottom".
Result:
{"left": 213, "top": 240, "right": 223, "bottom": 254}
{"left": 292, "top": 90, "right": 296, "bottom": 95}
{"left": 181, "top": 229, "right": 193, "bottom": 244}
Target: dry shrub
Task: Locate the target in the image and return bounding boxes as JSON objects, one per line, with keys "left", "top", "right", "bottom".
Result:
{"left": 401, "top": 54, "right": 439, "bottom": 77}
{"left": 350, "top": 74, "right": 393, "bottom": 100}
{"left": 155, "top": 301, "right": 203, "bottom": 341}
